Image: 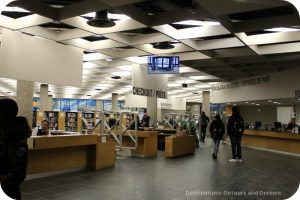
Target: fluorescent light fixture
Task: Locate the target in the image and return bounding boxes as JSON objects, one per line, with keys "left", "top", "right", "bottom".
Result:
{"left": 83, "top": 53, "right": 108, "bottom": 61}
{"left": 185, "top": 87, "right": 198, "bottom": 91}
{"left": 194, "top": 84, "right": 211, "bottom": 88}
{"left": 173, "top": 20, "right": 220, "bottom": 26}
{"left": 273, "top": 102, "right": 278, "bottom": 104}
{"left": 111, "top": 71, "right": 131, "bottom": 76}
{"left": 189, "top": 76, "right": 211, "bottom": 80}
{"left": 81, "top": 12, "right": 130, "bottom": 20}
{"left": 264, "top": 27, "right": 299, "bottom": 32}
{"left": 251, "top": 103, "right": 255, "bottom": 105}
{"left": 83, "top": 62, "right": 100, "bottom": 69}
{"left": 1, "top": 7, "right": 30, "bottom": 13}
{"left": 176, "top": 80, "right": 196, "bottom": 84}
{"left": 167, "top": 83, "right": 181, "bottom": 87}
{"left": 108, "top": 13, "right": 131, "bottom": 20}
{"left": 245, "top": 102, "right": 249, "bottom": 104}
{"left": 125, "top": 56, "right": 148, "bottom": 64}
{"left": 116, "top": 65, "right": 133, "bottom": 71}
{"left": 256, "top": 104, "right": 260, "bottom": 106}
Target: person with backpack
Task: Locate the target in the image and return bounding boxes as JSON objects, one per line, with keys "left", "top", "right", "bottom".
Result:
{"left": 0, "top": 98, "right": 31, "bottom": 200}
{"left": 227, "top": 106, "right": 244, "bottom": 162}
{"left": 200, "top": 111, "right": 210, "bottom": 142}
{"left": 209, "top": 114, "right": 225, "bottom": 159}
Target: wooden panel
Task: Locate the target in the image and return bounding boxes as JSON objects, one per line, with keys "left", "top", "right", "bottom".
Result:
{"left": 92, "top": 137, "right": 115, "bottom": 170}
{"left": 143, "top": 136, "right": 157, "bottom": 158}
{"left": 28, "top": 146, "right": 90, "bottom": 174}
{"left": 58, "top": 112, "right": 65, "bottom": 130}
{"left": 32, "top": 134, "right": 98, "bottom": 149}
{"left": 243, "top": 130, "right": 300, "bottom": 154}
{"left": 165, "top": 136, "right": 195, "bottom": 157}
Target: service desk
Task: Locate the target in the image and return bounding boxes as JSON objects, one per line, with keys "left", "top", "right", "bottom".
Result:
{"left": 243, "top": 130, "right": 300, "bottom": 154}
{"left": 165, "top": 135, "right": 196, "bottom": 157}
{"left": 27, "top": 133, "right": 115, "bottom": 175}
{"left": 109, "top": 131, "right": 158, "bottom": 158}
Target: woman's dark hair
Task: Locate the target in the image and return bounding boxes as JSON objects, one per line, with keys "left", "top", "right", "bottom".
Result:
{"left": 0, "top": 98, "right": 18, "bottom": 118}
{"left": 215, "top": 114, "right": 221, "bottom": 120}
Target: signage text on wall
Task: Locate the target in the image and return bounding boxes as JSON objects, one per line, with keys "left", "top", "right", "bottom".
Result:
{"left": 212, "top": 75, "right": 271, "bottom": 91}
{"left": 132, "top": 86, "right": 167, "bottom": 99}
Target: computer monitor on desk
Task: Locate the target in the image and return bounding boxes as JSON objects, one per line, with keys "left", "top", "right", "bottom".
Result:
{"left": 274, "top": 122, "right": 282, "bottom": 129}
{"left": 254, "top": 121, "right": 262, "bottom": 130}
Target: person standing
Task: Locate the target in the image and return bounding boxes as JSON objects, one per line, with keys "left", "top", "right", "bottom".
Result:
{"left": 227, "top": 106, "right": 244, "bottom": 162}
{"left": 200, "top": 112, "right": 210, "bottom": 142}
{"left": 209, "top": 114, "right": 225, "bottom": 159}
{"left": 0, "top": 98, "right": 31, "bottom": 200}
{"left": 141, "top": 113, "right": 151, "bottom": 127}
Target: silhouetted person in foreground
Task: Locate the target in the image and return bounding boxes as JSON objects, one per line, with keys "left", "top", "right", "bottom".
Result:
{"left": 0, "top": 98, "right": 31, "bottom": 200}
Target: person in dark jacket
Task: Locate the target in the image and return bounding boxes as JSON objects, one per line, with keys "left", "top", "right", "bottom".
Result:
{"left": 200, "top": 111, "right": 210, "bottom": 142}
{"left": 209, "top": 114, "right": 225, "bottom": 159}
{"left": 141, "top": 113, "right": 151, "bottom": 127}
{"left": 227, "top": 106, "right": 244, "bottom": 162}
{"left": 0, "top": 98, "right": 31, "bottom": 200}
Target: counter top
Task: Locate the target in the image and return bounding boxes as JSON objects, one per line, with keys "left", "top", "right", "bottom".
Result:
{"left": 28, "top": 134, "right": 98, "bottom": 150}
{"left": 244, "top": 130, "right": 300, "bottom": 140}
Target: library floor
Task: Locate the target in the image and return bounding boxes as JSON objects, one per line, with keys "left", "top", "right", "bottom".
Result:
{"left": 22, "top": 141, "right": 300, "bottom": 200}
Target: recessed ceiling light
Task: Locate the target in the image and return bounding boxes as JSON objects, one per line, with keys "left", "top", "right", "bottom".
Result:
{"left": 245, "top": 102, "right": 249, "bottom": 104}
{"left": 256, "top": 104, "right": 260, "bottom": 106}
{"left": 273, "top": 102, "right": 278, "bottom": 104}
{"left": 106, "top": 58, "right": 113, "bottom": 62}
{"left": 251, "top": 103, "right": 255, "bottom": 105}
{"left": 264, "top": 27, "right": 299, "bottom": 32}
{"left": 233, "top": 104, "right": 237, "bottom": 106}
{"left": 173, "top": 20, "right": 220, "bottom": 26}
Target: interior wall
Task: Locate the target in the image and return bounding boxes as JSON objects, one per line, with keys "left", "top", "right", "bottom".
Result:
{"left": 161, "top": 109, "right": 186, "bottom": 118}
{"left": 240, "top": 105, "right": 277, "bottom": 125}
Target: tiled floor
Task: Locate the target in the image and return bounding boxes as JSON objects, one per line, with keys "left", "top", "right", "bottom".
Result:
{"left": 22, "top": 141, "right": 300, "bottom": 200}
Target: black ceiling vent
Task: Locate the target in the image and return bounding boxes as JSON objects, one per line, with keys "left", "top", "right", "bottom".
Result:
{"left": 153, "top": 41, "right": 174, "bottom": 49}
{"left": 110, "top": 76, "right": 121, "bottom": 79}
{"left": 87, "top": 10, "right": 115, "bottom": 28}
{"left": 182, "top": 83, "right": 188, "bottom": 88}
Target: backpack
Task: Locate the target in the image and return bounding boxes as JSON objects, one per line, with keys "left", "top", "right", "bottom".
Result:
{"left": 211, "top": 121, "right": 224, "bottom": 139}
{"left": 232, "top": 116, "right": 244, "bottom": 135}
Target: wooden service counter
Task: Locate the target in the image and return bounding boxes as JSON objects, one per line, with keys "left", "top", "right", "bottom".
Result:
{"left": 27, "top": 133, "right": 115, "bottom": 175}
{"left": 243, "top": 130, "right": 300, "bottom": 154}
{"left": 165, "top": 135, "right": 196, "bottom": 157}
{"left": 108, "top": 130, "right": 158, "bottom": 158}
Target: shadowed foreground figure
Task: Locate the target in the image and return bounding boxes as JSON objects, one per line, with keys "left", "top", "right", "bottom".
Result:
{"left": 0, "top": 98, "right": 31, "bottom": 200}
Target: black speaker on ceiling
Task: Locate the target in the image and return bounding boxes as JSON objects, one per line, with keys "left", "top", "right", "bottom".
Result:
{"left": 87, "top": 10, "right": 115, "bottom": 28}
{"left": 182, "top": 83, "right": 188, "bottom": 88}
{"left": 153, "top": 41, "right": 174, "bottom": 49}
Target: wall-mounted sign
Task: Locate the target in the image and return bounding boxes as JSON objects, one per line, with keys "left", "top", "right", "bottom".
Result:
{"left": 132, "top": 65, "right": 168, "bottom": 99}
{"left": 211, "top": 68, "right": 300, "bottom": 103}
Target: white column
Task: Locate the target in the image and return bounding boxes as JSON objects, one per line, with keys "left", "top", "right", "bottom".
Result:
{"left": 96, "top": 100, "right": 103, "bottom": 111}
{"left": 147, "top": 97, "right": 157, "bottom": 127}
{"left": 47, "top": 95, "right": 53, "bottom": 111}
{"left": 40, "top": 84, "right": 48, "bottom": 111}
{"left": 202, "top": 91, "right": 210, "bottom": 116}
{"left": 16, "top": 80, "right": 34, "bottom": 128}
{"left": 112, "top": 93, "right": 118, "bottom": 112}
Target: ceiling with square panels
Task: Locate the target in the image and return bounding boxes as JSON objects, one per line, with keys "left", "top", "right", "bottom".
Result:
{"left": 0, "top": 0, "right": 299, "bottom": 103}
